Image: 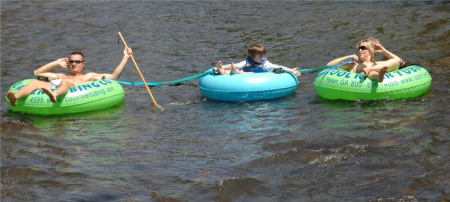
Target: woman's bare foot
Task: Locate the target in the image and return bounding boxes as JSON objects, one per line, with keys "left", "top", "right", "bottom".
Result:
{"left": 7, "top": 92, "right": 17, "bottom": 106}
{"left": 379, "top": 67, "right": 388, "bottom": 83}
{"left": 42, "top": 88, "right": 57, "bottom": 103}
{"left": 362, "top": 68, "right": 371, "bottom": 77}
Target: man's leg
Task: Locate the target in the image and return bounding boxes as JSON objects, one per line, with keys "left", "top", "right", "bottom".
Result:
{"left": 42, "top": 79, "right": 76, "bottom": 103}
{"left": 7, "top": 80, "right": 52, "bottom": 106}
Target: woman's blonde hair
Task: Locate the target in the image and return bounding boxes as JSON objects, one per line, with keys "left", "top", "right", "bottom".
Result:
{"left": 357, "top": 38, "right": 380, "bottom": 62}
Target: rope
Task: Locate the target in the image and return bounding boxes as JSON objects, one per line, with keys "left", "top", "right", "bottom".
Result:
{"left": 116, "top": 69, "right": 213, "bottom": 87}
{"left": 297, "top": 66, "right": 332, "bottom": 74}
{"left": 116, "top": 66, "right": 332, "bottom": 87}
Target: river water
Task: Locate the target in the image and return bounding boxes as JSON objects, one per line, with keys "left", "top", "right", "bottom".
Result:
{"left": 1, "top": 1, "right": 449, "bottom": 201}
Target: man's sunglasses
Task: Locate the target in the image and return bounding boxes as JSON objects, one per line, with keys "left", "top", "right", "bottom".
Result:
{"left": 69, "top": 60, "right": 84, "bottom": 64}
{"left": 358, "top": 46, "right": 368, "bottom": 51}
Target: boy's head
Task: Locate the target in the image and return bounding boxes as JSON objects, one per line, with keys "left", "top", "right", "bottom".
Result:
{"left": 248, "top": 44, "right": 266, "bottom": 62}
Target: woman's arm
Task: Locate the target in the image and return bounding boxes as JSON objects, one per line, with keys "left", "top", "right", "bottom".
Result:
{"left": 375, "top": 43, "right": 402, "bottom": 61}
{"left": 327, "top": 54, "right": 358, "bottom": 71}
{"left": 365, "top": 44, "right": 402, "bottom": 72}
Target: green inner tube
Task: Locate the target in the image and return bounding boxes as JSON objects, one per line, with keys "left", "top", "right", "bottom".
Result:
{"left": 314, "top": 65, "right": 432, "bottom": 101}
{"left": 6, "top": 79, "right": 125, "bottom": 115}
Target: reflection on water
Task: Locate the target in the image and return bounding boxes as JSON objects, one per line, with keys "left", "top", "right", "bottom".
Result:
{"left": 1, "top": 1, "right": 449, "bottom": 201}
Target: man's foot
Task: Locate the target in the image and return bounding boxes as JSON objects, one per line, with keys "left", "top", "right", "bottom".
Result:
{"left": 42, "top": 88, "right": 57, "bottom": 103}
{"left": 379, "top": 67, "right": 388, "bottom": 83}
{"left": 7, "top": 92, "right": 17, "bottom": 106}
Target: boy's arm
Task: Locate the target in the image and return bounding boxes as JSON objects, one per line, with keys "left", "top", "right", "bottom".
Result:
{"left": 277, "top": 66, "right": 301, "bottom": 76}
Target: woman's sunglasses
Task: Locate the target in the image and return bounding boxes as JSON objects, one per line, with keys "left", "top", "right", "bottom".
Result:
{"left": 358, "top": 46, "right": 368, "bottom": 51}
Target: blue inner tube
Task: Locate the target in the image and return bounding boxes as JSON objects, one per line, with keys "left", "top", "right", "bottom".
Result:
{"left": 199, "top": 70, "right": 299, "bottom": 102}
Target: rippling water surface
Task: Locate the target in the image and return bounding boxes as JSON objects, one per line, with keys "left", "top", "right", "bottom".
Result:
{"left": 1, "top": 1, "right": 449, "bottom": 201}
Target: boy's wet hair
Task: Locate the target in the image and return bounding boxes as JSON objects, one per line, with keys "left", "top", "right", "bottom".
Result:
{"left": 247, "top": 43, "right": 266, "bottom": 58}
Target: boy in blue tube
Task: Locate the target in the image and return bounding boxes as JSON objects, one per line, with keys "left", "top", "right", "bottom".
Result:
{"left": 215, "top": 43, "right": 301, "bottom": 76}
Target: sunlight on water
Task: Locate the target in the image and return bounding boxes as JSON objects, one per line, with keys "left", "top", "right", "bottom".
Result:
{"left": 1, "top": 1, "right": 448, "bottom": 201}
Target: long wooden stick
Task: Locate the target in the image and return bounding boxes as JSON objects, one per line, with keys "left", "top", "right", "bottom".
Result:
{"left": 118, "top": 32, "right": 164, "bottom": 111}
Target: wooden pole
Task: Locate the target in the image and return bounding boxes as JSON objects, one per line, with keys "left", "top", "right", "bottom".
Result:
{"left": 118, "top": 32, "right": 164, "bottom": 111}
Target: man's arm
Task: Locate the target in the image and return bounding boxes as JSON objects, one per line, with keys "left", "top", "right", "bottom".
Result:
{"left": 33, "top": 58, "right": 69, "bottom": 76}
{"left": 36, "top": 72, "right": 62, "bottom": 80}
{"left": 102, "top": 47, "right": 132, "bottom": 80}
